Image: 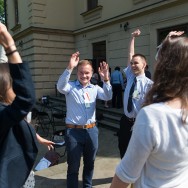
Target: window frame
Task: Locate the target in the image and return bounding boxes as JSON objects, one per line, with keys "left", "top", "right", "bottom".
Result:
{"left": 14, "top": 0, "right": 19, "bottom": 25}
{"left": 157, "top": 24, "right": 188, "bottom": 45}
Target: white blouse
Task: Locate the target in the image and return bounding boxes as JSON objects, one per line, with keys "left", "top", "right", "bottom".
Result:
{"left": 116, "top": 102, "right": 188, "bottom": 188}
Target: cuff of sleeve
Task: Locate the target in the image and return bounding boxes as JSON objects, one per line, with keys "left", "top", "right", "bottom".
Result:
{"left": 103, "top": 80, "right": 110, "bottom": 84}
{"left": 66, "top": 68, "right": 73, "bottom": 74}
{"left": 115, "top": 164, "right": 136, "bottom": 184}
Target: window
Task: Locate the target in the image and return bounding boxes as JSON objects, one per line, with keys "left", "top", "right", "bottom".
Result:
{"left": 157, "top": 24, "right": 188, "bottom": 45}
{"left": 81, "top": 1, "right": 102, "bottom": 23}
{"left": 11, "top": 0, "right": 21, "bottom": 32}
{"left": 87, "top": 0, "right": 98, "bottom": 11}
{"left": 14, "top": 0, "right": 19, "bottom": 24}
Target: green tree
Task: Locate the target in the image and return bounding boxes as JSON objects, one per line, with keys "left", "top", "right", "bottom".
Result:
{"left": 0, "top": 0, "right": 5, "bottom": 23}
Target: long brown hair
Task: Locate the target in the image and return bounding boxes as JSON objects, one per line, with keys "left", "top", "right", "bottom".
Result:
{"left": 144, "top": 36, "right": 188, "bottom": 123}
{"left": 0, "top": 64, "right": 14, "bottom": 104}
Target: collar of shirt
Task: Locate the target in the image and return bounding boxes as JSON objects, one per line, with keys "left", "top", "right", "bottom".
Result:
{"left": 136, "top": 73, "right": 146, "bottom": 81}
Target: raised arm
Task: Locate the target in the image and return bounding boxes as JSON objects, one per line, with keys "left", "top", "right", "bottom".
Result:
{"left": 127, "top": 29, "right": 141, "bottom": 66}
{"left": 67, "top": 51, "right": 80, "bottom": 70}
{"left": 0, "top": 23, "right": 35, "bottom": 130}
{"left": 0, "top": 23, "right": 22, "bottom": 64}
{"left": 98, "top": 61, "right": 110, "bottom": 82}
{"left": 57, "top": 51, "right": 80, "bottom": 94}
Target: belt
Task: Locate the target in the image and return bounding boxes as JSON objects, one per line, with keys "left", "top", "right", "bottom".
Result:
{"left": 125, "top": 115, "right": 135, "bottom": 122}
{"left": 66, "top": 123, "right": 96, "bottom": 129}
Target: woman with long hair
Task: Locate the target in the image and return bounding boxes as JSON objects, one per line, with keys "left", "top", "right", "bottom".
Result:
{"left": 0, "top": 23, "right": 54, "bottom": 188}
{"left": 110, "top": 31, "right": 188, "bottom": 188}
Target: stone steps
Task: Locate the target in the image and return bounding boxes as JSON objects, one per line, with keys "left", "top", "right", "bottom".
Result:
{"left": 97, "top": 111, "right": 122, "bottom": 131}
{"left": 98, "top": 119, "right": 119, "bottom": 131}
{"left": 47, "top": 96, "right": 123, "bottom": 131}
{"left": 103, "top": 113, "right": 121, "bottom": 122}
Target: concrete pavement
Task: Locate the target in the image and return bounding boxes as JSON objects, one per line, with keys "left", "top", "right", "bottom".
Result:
{"left": 34, "top": 126, "right": 122, "bottom": 188}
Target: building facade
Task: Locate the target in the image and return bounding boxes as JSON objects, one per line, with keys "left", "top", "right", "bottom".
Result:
{"left": 5, "top": 0, "right": 188, "bottom": 98}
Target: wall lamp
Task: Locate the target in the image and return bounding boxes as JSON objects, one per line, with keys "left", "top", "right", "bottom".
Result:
{"left": 18, "top": 40, "right": 23, "bottom": 48}
{"left": 124, "top": 22, "right": 129, "bottom": 31}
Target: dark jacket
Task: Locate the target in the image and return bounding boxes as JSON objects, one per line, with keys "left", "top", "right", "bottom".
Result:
{"left": 0, "top": 62, "right": 38, "bottom": 188}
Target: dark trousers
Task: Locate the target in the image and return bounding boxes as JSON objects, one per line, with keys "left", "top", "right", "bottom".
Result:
{"left": 112, "top": 84, "right": 122, "bottom": 108}
{"left": 65, "top": 126, "right": 99, "bottom": 188}
{"left": 118, "top": 114, "right": 135, "bottom": 159}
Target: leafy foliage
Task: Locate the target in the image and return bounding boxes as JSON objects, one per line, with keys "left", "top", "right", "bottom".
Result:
{"left": 0, "top": 0, "right": 5, "bottom": 23}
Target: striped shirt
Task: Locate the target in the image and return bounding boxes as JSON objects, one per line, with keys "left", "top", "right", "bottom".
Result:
{"left": 57, "top": 69, "right": 112, "bottom": 125}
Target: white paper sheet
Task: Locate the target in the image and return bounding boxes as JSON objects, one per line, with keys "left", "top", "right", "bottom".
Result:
{"left": 35, "top": 157, "right": 51, "bottom": 171}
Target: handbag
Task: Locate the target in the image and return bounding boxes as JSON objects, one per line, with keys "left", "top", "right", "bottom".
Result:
{"left": 35, "top": 150, "right": 60, "bottom": 171}
{"left": 44, "top": 150, "right": 60, "bottom": 167}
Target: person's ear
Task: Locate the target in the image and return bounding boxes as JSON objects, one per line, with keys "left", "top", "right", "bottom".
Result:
{"left": 142, "top": 61, "right": 146, "bottom": 69}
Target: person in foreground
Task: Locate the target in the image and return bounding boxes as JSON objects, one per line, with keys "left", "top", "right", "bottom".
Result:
{"left": 0, "top": 22, "right": 38, "bottom": 188}
{"left": 110, "top": 30, "right": 188, "bottom": 188}
{"left": 0, "top": 23, "right": 54, "bottom": 188}
{"left": 57, "top": 52, "right": 112, "bottom": 188}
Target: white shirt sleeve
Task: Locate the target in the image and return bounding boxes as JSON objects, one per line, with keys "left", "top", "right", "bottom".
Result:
{"left": 115, "top": 108, "right": 155, "bottom": 183}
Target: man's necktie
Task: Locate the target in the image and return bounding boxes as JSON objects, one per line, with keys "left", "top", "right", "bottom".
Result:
{"left": 127, "top": 77, "right": 137, "bottom": 113}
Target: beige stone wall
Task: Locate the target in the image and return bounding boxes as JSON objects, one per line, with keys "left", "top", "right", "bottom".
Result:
{"left": 14, "top": 28, "right": 75, "bottom": 98}
{"left": 6, "top": 0, "right": 75, "bottom": 34}
{"left": 5, "top": 0, "right": 188, "bottom": 98}
{"left": 27, "top": 0, "right": 75, "bottom": 30}
{"left": 74, "top": 0, "right": 173, "bottom": 29}
{"left": 74, "top": 0, "right": 188, "bottom": 74}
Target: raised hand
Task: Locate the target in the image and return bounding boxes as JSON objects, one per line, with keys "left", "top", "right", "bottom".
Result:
{"left": 0, "top": 22, "right": 22, "bottom": 63}
{"left": 0, "top": 22, "right": 15, "bottom": 50}
{"left": 98, "top": 61, "right": 109, "bottom": 81}
{"left": 131, "top": 29, "right": 141, "bottom": 38}
{"left": 166, "top": 31, "right": 184, "bottom": 38}
{"left": 68, "top": 51, "right": 80, "bottom": 70}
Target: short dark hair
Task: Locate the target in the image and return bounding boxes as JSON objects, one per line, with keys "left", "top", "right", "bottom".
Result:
{"left": 115, "top": 66, "right": 120, "bottom": 71}
{"left": 132, "top": 53, "right": 147, "bottom": 62}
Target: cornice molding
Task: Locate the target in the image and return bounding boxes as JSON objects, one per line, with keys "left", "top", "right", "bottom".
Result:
{"left": 81, "top": 5, "right": 103, "bottom": 23}
{"left": 13, "top": 26, "right": 74, "bottom": 40}
{"left": 11, "top": 24, "right": 21, "bottom": 32}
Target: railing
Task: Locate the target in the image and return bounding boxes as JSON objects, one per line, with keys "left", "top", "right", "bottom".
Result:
{"left": 32, "top": 96, "right": 66, "bottom": 137}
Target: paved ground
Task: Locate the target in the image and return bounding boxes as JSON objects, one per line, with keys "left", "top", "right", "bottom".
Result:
{"left": 33, "top": 126, "right": 124, "bottom": 188}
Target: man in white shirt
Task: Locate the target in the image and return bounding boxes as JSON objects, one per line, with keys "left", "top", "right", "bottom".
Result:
{"left": 118, "top": 29, "right": 153, "bottom": 158}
